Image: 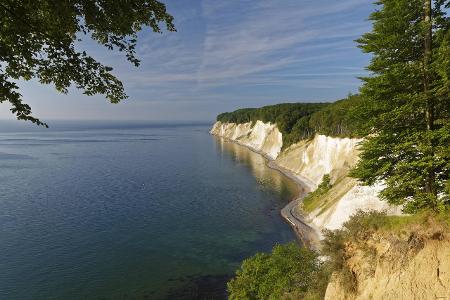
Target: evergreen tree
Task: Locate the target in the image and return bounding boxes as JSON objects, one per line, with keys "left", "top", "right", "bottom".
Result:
{"left": 351, "top": 0, "right": 450, "bottom": 212}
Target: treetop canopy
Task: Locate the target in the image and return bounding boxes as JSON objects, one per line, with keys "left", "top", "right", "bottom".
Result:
{"left": 0, "top": 0, "right": 175, "bottom": 126}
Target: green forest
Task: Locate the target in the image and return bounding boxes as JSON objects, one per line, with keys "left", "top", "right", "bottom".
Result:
{"left": 217, "top": 94, "right": 367, "bottom": 147}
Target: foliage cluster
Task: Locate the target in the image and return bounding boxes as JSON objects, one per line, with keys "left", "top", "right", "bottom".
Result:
{"left": 217, "top": 94, "right": 367, "bottom": 148}
{"left": 350, "top": 0, "right": 450, "bottom": 212}
{"left": 0, "top": 0, "right": 175, "bottom": 126}
{"left": 307, "top": 95, "right": 369, "bottom": 137}
{"left": 227, "top": 243, "right": 329, "bottom": 300}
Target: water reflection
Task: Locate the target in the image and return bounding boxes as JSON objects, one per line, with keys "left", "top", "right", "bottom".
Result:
{"left": 214, "top": 137, "right": 302, "bottom": 202}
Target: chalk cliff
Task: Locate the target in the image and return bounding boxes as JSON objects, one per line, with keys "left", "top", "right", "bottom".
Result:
{"left": 210, "top": 121, "right": 282, "bottom": 159}
{"left": 210, "top": 121, "right": 397, "bottom": 232}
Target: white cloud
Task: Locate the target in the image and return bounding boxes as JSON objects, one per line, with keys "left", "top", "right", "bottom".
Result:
{"left": 195, "top": 0, "right": 370, "bottom": 86}
{"left": 1, "top": 0, "right": 374, "bottom": 121}
{"left": 119, "top": 0, "right": 371, "bottom": 97}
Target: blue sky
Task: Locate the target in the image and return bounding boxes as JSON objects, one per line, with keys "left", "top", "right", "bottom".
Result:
{"left": 0, "top": 0, "right": 374, "bottom": 122}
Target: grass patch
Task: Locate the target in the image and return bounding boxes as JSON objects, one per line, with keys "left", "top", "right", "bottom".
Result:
{"left": 315, "top": 178, "right": 355, "bottom": 216}
{"left": 302, "top": 176, "right": 355, "bottom": 214}
{"left": 372, "top": 209, "right": 450, "bottom": 233}
{"left": 302, "top": 175, "right": 332, "bottom": 212}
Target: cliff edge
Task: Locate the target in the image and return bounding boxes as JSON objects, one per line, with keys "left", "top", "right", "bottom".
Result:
{"left": 324, "top": 216, "right": 450, "bottom": 300}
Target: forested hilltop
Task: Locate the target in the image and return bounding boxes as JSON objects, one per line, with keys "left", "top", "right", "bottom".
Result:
{"left": 217, "top": 94, "right": 366, "bottom": 147}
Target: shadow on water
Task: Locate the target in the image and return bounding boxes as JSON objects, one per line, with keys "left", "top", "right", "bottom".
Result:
{"left": 164, "top": 274, "right": 231, "bottom": 300}
{"left": 88, "top": 274, "right": 231, "bottom": 300}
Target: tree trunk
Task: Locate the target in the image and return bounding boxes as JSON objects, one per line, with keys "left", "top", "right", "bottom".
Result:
{"left": 424, "top": 0, "right": 433, "bottom": 132}
{"left": 423, "top": 0, "right": 436, "bottom": 197}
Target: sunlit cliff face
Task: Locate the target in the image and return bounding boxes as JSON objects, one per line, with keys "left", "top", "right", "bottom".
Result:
{"left": 211, "top": 121, "right": 360, "bottom": 186}
{"left": 211, "top": 121, "right": 282, "bottom": 159}
{"left": 211, "top": 121, "right": 401, "bottom": 231}
{"left": 276, "top": 134, "right": 361, "bottom": 186}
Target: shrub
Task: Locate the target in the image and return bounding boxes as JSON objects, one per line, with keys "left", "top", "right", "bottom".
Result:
{"left": 227, "top": 243, "right": 328, "bottom": 300}
{"left": 319, "top": 211, "right": 388, "bottom": 294}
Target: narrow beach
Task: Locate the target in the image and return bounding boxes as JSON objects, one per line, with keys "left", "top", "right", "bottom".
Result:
{"left": 215, "top": 135, "right": 322, "bottom": 250}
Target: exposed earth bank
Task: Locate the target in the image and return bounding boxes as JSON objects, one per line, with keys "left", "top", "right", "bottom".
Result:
{"left": 325, "top": 220, "right": 450, "bottom": 300}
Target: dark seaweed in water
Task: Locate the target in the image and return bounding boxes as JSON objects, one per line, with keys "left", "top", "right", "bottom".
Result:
{"left": 164, "top": 274, "right": 231, "bottom": 300}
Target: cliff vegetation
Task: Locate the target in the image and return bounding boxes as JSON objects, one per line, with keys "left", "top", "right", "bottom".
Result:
{"left": 227, "top": 243, "right": 330, "bottom": 300}
{"left": 217, "top": 94, "right": 366, "bottom": 148}
{"left": 228, "top": 211, "right": 450, "bottom": 300}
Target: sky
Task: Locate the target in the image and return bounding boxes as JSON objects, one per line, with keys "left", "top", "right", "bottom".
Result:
{"left": 0, "top": 0, "right": 374, "bottom": 122}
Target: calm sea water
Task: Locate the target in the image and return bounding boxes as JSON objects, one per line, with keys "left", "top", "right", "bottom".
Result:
{"left": 0, "top": 121, "right": 299, "bottom": 299}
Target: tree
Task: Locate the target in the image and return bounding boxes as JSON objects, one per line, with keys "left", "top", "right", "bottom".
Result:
{"left": 0, "top": 0, "right": 175, "bottom": 126}
{"left": 227, "top": 243, "right": 323, "bottom": 300}
{"left": 351, "top": 0, "right": 450, "bottom": 212}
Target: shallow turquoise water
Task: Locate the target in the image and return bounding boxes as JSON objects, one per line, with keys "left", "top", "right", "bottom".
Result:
{"left": 0, "top": 122, "right": 300, "bottom": 299}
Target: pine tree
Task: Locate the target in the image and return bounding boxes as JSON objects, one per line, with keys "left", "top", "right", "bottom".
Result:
{"left": 351, "top": 0, "right": 450, "bottom": 212}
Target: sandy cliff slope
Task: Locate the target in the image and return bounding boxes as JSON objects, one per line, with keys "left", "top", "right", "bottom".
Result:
{"left": 325, "top": 223, "right": 450, "bottom": 300}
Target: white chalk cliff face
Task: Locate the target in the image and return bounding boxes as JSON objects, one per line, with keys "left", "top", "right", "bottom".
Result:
{"left": 275, "top": 135, "right": 361, "bottom": 188}
{"left": 211, "top": 121, "right": 399, "bottom": 232}
{"left": 210, "top": 121, "right": 282, "bottom": 159}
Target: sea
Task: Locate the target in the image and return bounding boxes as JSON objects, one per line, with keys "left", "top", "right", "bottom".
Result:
{"left": 0, "top": 121, "right": 300, "bottom": 299}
